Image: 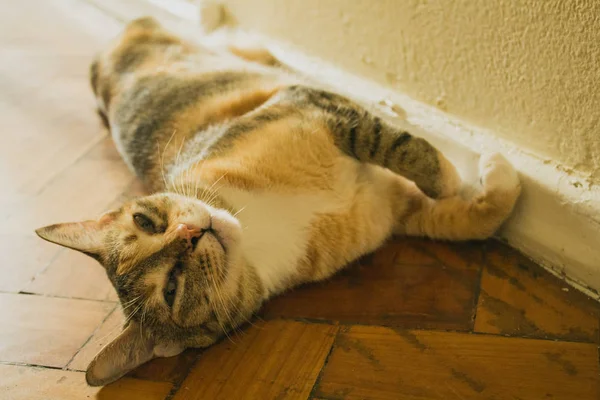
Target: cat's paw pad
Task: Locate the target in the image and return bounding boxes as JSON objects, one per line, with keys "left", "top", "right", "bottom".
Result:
{"left": 479, "top": 152, "right": 520, "bottom": 193}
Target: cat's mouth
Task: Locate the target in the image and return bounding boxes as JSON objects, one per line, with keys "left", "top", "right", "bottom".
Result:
{"left": 202, "top": 211, "right": 240, "bottom": 253}
{"left": 190, "top": 217, "right": 226, "bottom": 253}
{"left": 163, "top": 261, "right": 183, "bottom": 308}
{"left": 190, "top": 216, "right": 227, "bottom": 253}
{"left": 188, "top": 228, "right": 225, "bottom": 253}
{"left": 190, "top": 235, "right": 201, "bottom": 250}
{"left": 205, "top": 229, "right": 225, "bottom": 251}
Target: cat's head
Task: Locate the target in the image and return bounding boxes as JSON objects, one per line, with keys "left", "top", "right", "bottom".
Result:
{"left": 36, "top": 193, "right": 260, "bottom": 386}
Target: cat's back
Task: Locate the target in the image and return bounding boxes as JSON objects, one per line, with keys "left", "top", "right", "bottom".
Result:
{"left": 91, "top": 17, "right": 292, "bottom": 188}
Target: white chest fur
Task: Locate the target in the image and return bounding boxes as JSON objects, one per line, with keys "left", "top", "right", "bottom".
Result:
{"left": 217, "top": 187, "right": 341, "bottom": 297}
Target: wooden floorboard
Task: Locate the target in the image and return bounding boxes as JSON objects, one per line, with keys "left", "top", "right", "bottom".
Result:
{"left": 0, "top": 364, "right": 172, "bottom": 400}
{"left": 0, "top": 0, "right": 598, "bottom": 399}
{"left": 313, "top": 326, "right": 599, "bottom": 400}
{"left": 0, "top": 293, "right": 114, "bottom": 368}
{"left": 475, "top": 241, "right": 599, "bottom": 342}
{"left": 173, "top": 321, "right": 338, "bottom": 400}
{"left": 262, "top": 238, "right": 483, "bottom": 331}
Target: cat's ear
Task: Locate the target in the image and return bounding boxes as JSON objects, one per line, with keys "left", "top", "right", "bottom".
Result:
{"left": 85, "top": 321, "right": 184, "bottom": 386}
{"left": 35, "top": 212, "right": 116, "bottom": 257}
{"left": 85, "top": 321, "right": 155, "bottom": 386}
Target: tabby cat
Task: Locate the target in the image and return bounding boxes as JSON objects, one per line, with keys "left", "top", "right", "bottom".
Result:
{"left": 35, "top": 17, "right": 521, "bottom": 386}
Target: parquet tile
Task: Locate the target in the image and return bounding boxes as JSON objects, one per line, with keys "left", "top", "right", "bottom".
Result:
{"left": 0, "top": 0, "right": 120, "bottom": 201}
{"left": 475, "top": 241, "right": 600, "bottom": 342}
{"left": 3, "top": 137, "right": 132, "bottom": 235}
{"left": 24, "top": 249, "right": 117, "bottom": 301}
{"left": 0, "top": 234, "right": 61, "bottom": 292}
{"left": 0, "top": 137, "right": 132, "bottom": 292}
{"left": 0, "top": 364, "right": 172, "bottom": 400}
{"left": 0, "top": 293, "right": 113, "bottom": 367}
{"left": 173, "top": 320, "right": 338, "bottom": 400}
{"left": 313, "top": 326, "right": 600, "bottom": 400}
{"left": 262, "top": 238, "right": 482, "bottom": 331}
{"left": 67, "top": 307, "right": 123, "bottom": 372}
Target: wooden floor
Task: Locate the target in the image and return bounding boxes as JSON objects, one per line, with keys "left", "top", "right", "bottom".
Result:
{"left": 0, "top": 1, "right": 598, "bottom": 399}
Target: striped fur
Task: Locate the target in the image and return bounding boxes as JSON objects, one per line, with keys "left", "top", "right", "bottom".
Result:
{"left": 36, "top": 17, "right": 521, "bottom": 386}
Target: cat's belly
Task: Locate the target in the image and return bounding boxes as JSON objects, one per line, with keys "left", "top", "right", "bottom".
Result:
{"left": 217, "top": 186, "right": 346, "bottom": 296}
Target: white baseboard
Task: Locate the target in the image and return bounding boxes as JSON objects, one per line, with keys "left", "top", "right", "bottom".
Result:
{"left": 82, "top": 0, "right": 600, "bottom": 301}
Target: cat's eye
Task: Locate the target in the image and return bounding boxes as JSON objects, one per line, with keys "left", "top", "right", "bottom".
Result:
{"left": 133, "top": 213, "right": 156, "bottom": 234}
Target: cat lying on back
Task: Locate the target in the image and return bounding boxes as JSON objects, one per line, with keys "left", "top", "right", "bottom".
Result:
{"left": 35, "top": 17, "right": 521, "bottom": 386}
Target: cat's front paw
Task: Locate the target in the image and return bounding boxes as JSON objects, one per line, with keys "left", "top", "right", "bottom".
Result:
{"left": 479, "top": 152, "right": 520, "bottom": 195}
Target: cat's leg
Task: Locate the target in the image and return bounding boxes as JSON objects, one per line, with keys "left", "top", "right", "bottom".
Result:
{"left": 277, "top": 86, "right": 461, "bottom": 199}
{"left": 397, "top": 153, "right": 521, "bottom": 240}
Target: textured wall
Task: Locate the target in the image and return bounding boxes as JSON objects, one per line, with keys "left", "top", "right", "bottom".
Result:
{"left": 221, "top": 0, "right": 600, "bottom": 181}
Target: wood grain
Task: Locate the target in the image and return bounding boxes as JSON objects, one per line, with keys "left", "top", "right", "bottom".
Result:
{"left": 2, "top": 137, "right": 132, "bottom": 235}
{"left": 0, "top": 234, "right": 62, "bottom": 292}
{"left": 173, "top": 320, "right": 338, "bottom": 400}
{"left": 24, "top": 249, "right": 117, "bottom": 301}
{"left": 314, "top": 325, "right": 600, "bottom": 400}
{"left": 0, "top": 0, "right": 120, "bottom": 201}
{"left": 0, "top": 293, "right": 113, "bottom": 367}
{"left": 0, "top": 364, "right": 172, "bottom": 400}
{"left": 475, "top": 240, "right": 599, "bottom": 342}
{"left": 67, "top": 306, "right": 123, "bottom": 372}
{"left": 263, "top": 238, "right": 483, "bottom": 331}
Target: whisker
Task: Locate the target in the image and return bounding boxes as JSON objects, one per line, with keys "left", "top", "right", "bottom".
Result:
{"left": 159, "top": 129, "right": 177, "bottom": 191}
{"left": 207, "top": 263, "right": 239, "bottom": 342}
{"left": 121, "top": 295, "right": 142, "bottom": 309}
{"left": 192, "top": 159, "right": 206, "bottom": 199}
{"left": 169, "top": 176, "right": 181, "bottom": 196}
{"left": 212, "top": 278, "right": 235, "bottom": 330}
{"left": 196, "top": 172, "right": 226, "bottom": 205}
{"left": 208, "top": 258, "right": 260, "bottom": 338}
{"left": 213, "top": 260, "right": 261, "bottom": 330}
{"left": 182, "top": 156, "right": 208, "bottom": 200}
{"left": 139, "top": 297, "right": 150, "bottom": 341}
{"left": 232, "top": 206, "right": 246, "bottom": 218}
{"left": 90, "top": 297, "right": 144, "bottom": 346}
{"left": 201, "top": 271, "right": 233, "bottom": 343}
{"left": 210, "top": 280, "right": 234, "bottom": 336}
{"left": 175, "top": 134, "right": 186, "bottom": 165}
{"left": 174, "top": 135, "right": 188, "bottom": 196}
{"left": 207, "top": 173, "right": 227, "bottom": 193}
{"left": 87, "top": 308, "right": 127, "bottom": 346}
{"left": 157, "top": 143, "right": 168, "bottom": 189}
{"left": 126, "top": 302, "right": 144, "bottom": 322}
{"left": 183, "top": 158, "right": 197, "bottom": 197}
{"left": 202, "top": 181, "right": 226, "bottom": 207}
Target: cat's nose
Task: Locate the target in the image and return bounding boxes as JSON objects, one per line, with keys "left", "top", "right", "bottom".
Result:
{"left": 174, "top": 223, "right": 203, "bottom": 242}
